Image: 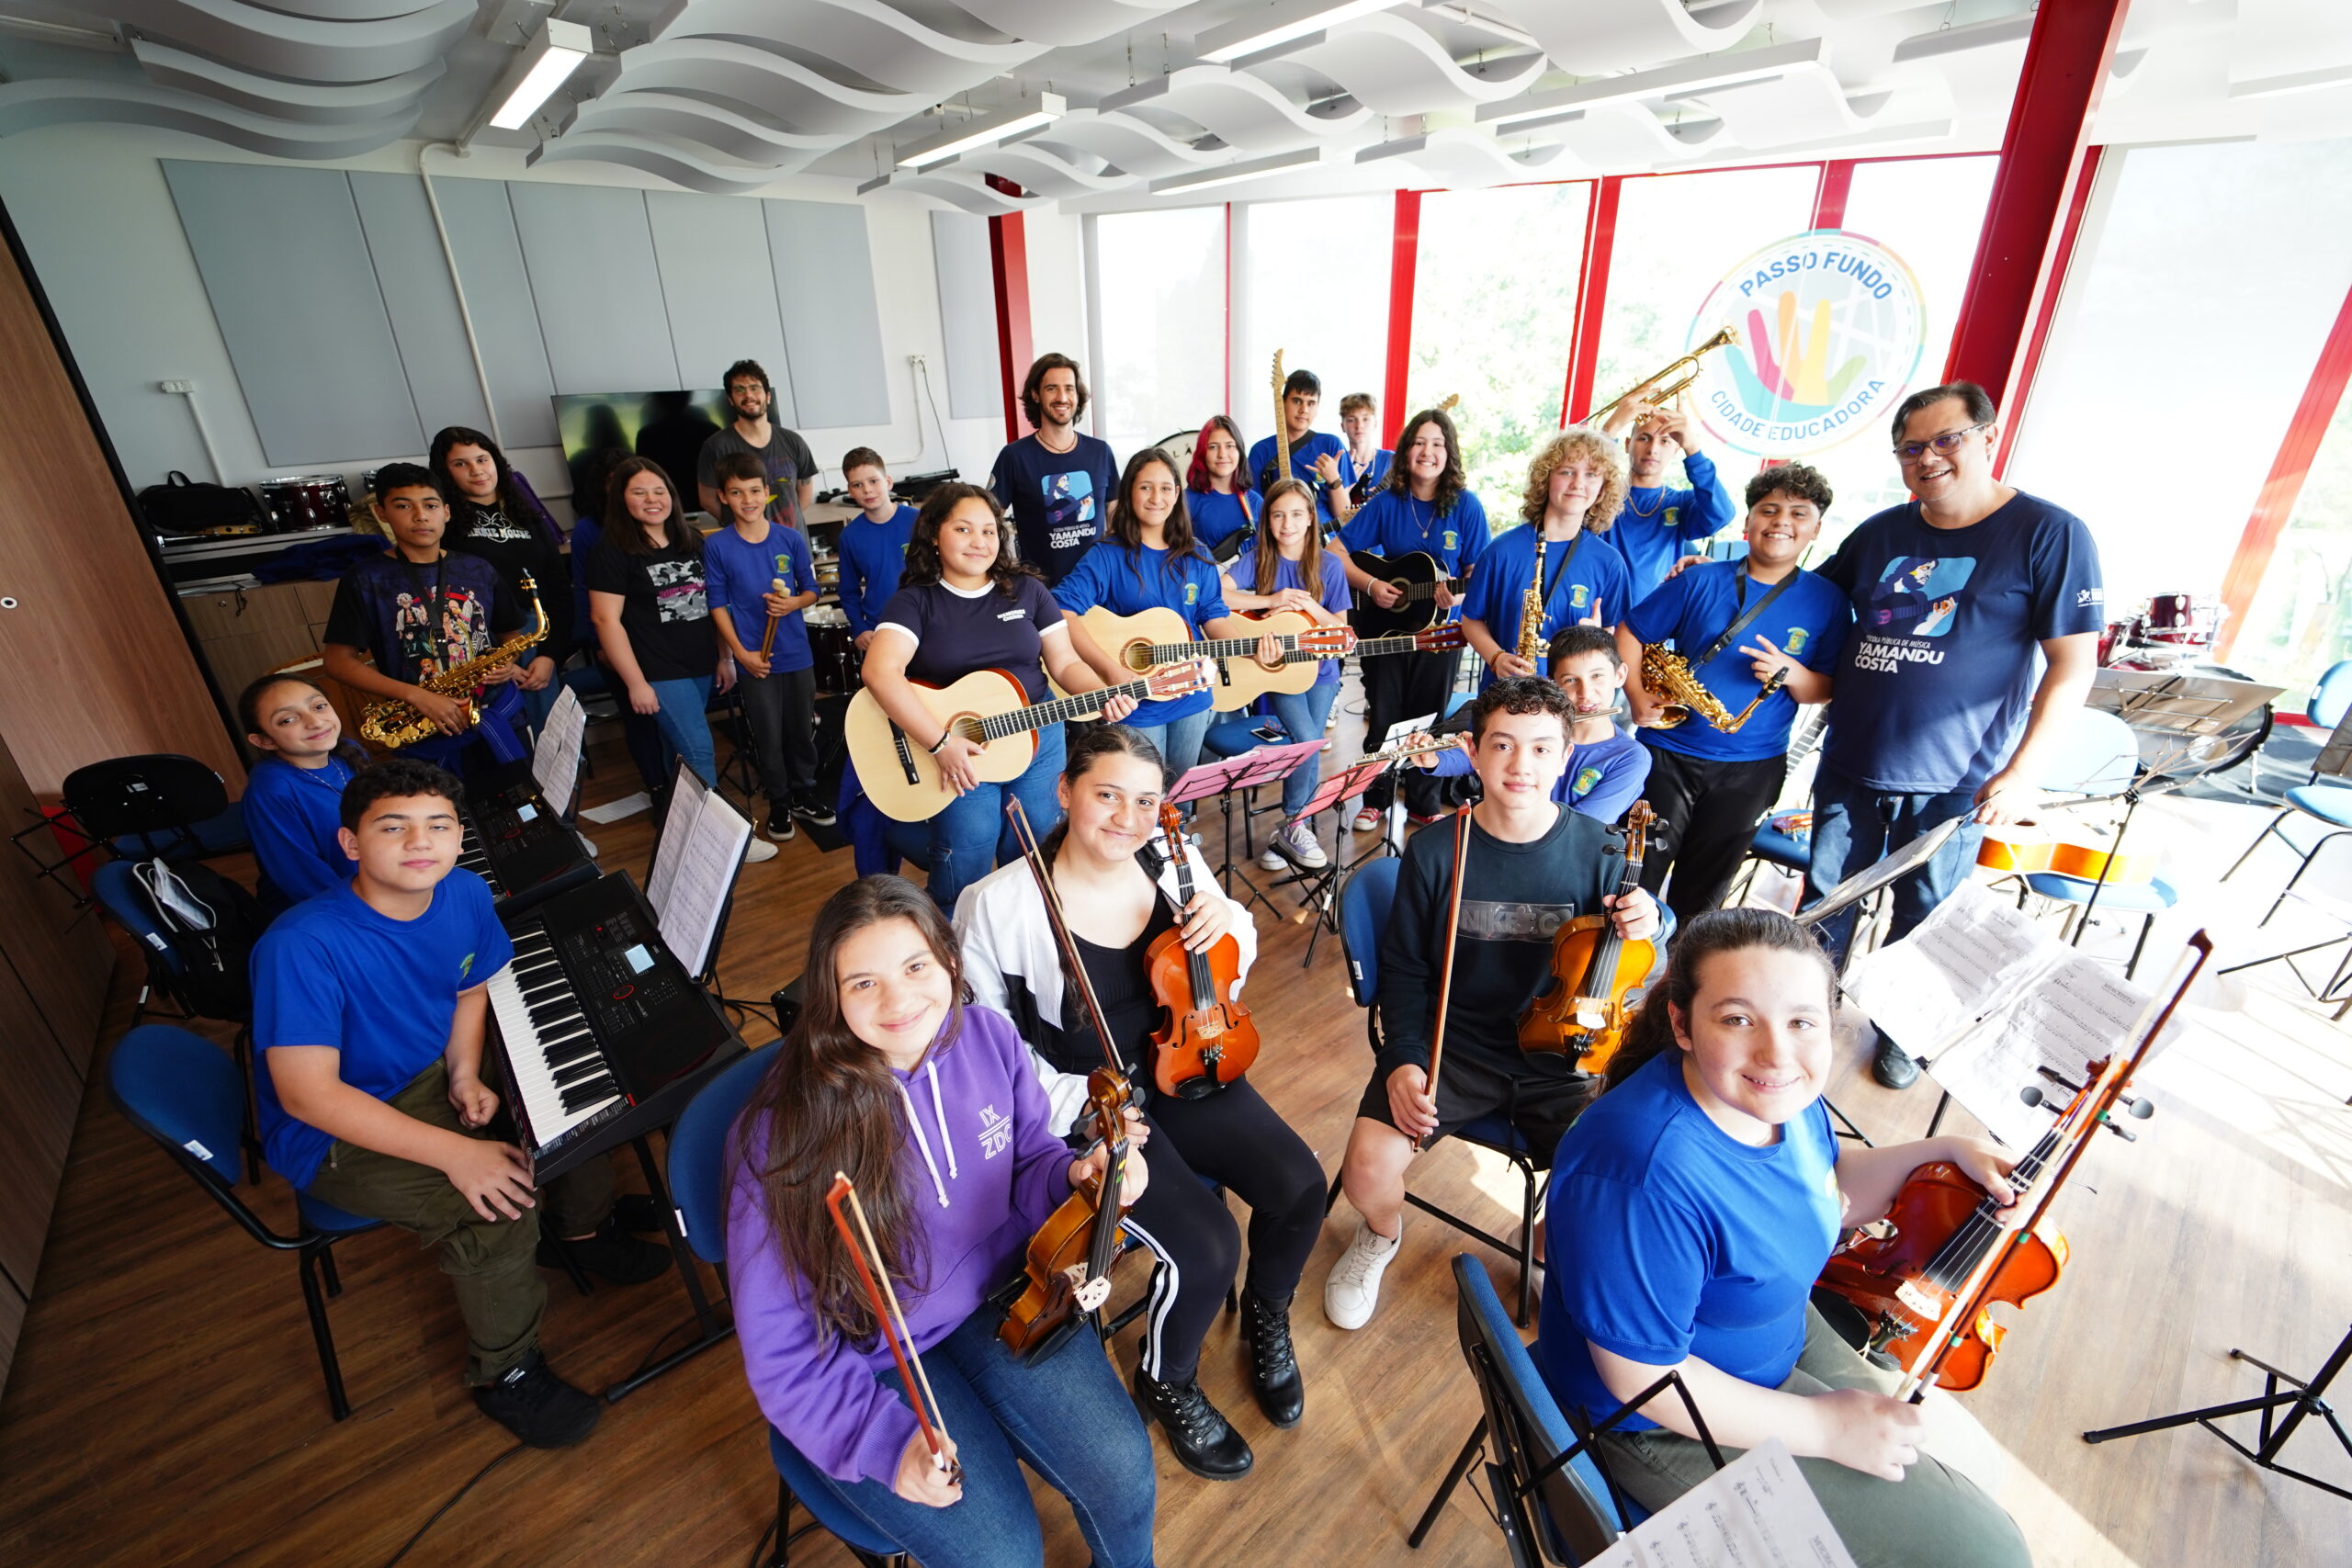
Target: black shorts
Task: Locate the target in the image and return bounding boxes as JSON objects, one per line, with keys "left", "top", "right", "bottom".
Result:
{"left": 1354, "top": 1045, "right": 1597, "bottom": 1164}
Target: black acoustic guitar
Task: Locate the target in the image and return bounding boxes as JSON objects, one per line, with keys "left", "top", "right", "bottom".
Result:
{"left": 1349, "top": 549, "right": 1471, "bottom": 638}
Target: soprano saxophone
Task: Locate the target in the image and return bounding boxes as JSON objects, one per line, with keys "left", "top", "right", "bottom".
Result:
{"left": 1637, "top": 642, "right": 1785, "bottom": 733}
{"left": 359, "top": 572, "right": 548, "bottom": 749}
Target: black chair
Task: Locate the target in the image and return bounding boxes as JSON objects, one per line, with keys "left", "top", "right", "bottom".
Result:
{"left": 62, "top": 752, "right": 248, "bottom": 863}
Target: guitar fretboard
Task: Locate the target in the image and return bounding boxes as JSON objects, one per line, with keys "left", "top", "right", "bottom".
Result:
{"left": 972, "top": 675, "right": 1163, "bottom": 743}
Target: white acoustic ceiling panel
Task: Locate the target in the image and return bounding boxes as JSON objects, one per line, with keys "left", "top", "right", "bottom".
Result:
{"left": 610, "top": 38, "right": 918, "bottom": 138}
{"left": 1028, "top": 109, "right": 1229, "bottom": 178}
{"left": 528, "top": 135, "right": 786, "bottom": 197}
{"left": 1358, "top": 127, "right": 1578, "bottom": 188}
{"left": 867, "top": 170, "right": 1050, "bottom": 215}
{"left": 1100, "top": 66, "right": 1371, "bottom": 154}
{"left": 129, "top": 39, "right": 444, "bottom": 125}
{"left": 660, "top": 0, "right": 1046, "bottom": 96}
{"left": 1530, "top": 101, "right": 1722, "bottom": 167}
{"left": 558, "top": 93, "right": 831, "bottom": 169}
{"left": 1481, "top": 0, "right": 1765, "bottom": 75}
{"left": 0, "top": 78, "right": 417, "bottom": 158}
{"left": 944, "top": 0, "right": 1180, "bottom": 49}
{"left": 94, "top": 0, "right": 477, "bottom": 85}
{"left": 1674, "top": 65, "right": 1894, "bottom": 150}
{"left": 1258, "top": 13, "right": 1546, "bottom": 115}
{"left": 950, "top": 142, "right": 1129, "bottom": 198}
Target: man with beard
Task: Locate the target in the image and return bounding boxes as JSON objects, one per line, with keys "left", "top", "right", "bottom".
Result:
{"left": 989, "top": 352, "right": 1119, "bottom": 585}
{"left": 696, "top": 360, "right": 817, "bottom": 531}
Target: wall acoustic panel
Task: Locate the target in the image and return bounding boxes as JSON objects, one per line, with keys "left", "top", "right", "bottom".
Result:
{"left": 763, "top": 198, "right": 889, "bottom": 429}
{"left": 425, "top": 175, "right": 559, "bottom": 448}
{"left": 506, "top": 182, "right": 682, "bottom": 395}
{"left": 929, "top": 209, "right": 1000, "bottom": 422}
{"left": 161, "top": 160, "right": 423, "bottom": 465}
{"left": 644, "top": 188, "right": 797, "bottom": 425}
{"left": 347, "top": 170, "right": 492, "bottom": 437}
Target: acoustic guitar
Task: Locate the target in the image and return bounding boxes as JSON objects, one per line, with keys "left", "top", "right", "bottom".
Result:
{"left": 848, "top": 661, "right": 1207, "bottom": 823}
{"left": 1349, "top": 550, "right": 1471, "bottom": 638}
{"left": 1975, "top": 820, "right": 2159, "bottom": 886}
{"left": 1072, "top": 606, "right": 1466, "bottom": 711}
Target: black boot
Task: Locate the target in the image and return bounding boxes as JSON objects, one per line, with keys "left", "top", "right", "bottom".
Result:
{"left": 1132, "top": 1365, "right": 1253, "bottom": 1480}
{"left": 1239, "top": 1290, "right": 1304, "bottom": 1428}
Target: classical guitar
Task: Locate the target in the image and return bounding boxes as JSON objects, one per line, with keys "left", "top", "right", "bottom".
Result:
{"left": 1071, "top": 606, "right": 1464, "bottom": 711}
{"left": 847, "top": 661, "right": 1207, "bottom": 823}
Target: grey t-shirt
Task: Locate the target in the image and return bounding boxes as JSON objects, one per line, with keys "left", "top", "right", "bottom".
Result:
{"left": 696, "top": 423, "right": 818, "bottom": 530}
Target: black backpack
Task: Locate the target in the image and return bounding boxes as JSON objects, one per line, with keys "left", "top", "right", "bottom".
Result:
{"left": 135, "top": 471, "right": 266, "bottom": 537}
{"left": 132, "top": 859, "right": 267, "bottom": 1021}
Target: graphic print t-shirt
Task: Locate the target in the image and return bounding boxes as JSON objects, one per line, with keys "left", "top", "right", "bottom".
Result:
{"left": 584, "top": 536, "right": 719, "bottom": 682}
{"left": 989, "top": 434, "right": 1119, "bottom": 584}
{"left": 1816, "top": 491, "right": 2104, "bottom": 793}
{"left": 324, "top": 551, "right": 515, "bottom": 687}
{"left": 696, "top": 423, "right": 818, "bottom": 531}
{"left": 447, "top": 499, "right": 573, "bottom": 653}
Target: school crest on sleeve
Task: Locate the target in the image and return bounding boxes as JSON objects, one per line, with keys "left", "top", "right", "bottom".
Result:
{"left": 460, "top": 952, "right": 476, "bottom": 979}
{"left": 1571, "top": 765, "right": 1602, "bottom": 799}
{"left": 1184, "top": 582, "right": 1199, "bottom": 605}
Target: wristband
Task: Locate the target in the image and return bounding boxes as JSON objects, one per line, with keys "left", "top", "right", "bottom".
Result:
{"left": 929, "top": 731, "right": 954, "bottom": 755}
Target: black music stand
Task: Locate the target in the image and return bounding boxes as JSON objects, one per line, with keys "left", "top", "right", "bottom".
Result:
{"left": 1167, "top": 741, "right": 1324, "bottom": 919}
{"left": 2084, "top": 1325, "right": 2352, "bottom": 1501}
{"left": 1266, "top": 748, "right": 1419, "bottom": 968}
{"left": 605, "top": 1131, "right": 738, "bottom": 1403}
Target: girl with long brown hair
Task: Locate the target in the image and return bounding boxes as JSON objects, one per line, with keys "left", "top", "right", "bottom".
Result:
{"left": 728, "top": 874, "right": 1157, "bottom": 1567}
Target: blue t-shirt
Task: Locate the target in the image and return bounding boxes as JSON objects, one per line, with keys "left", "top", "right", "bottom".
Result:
{"left": 1611, "top": 452, "right": 1737, "bottom": 603}
{"left": 251, "top": 871, "right": 514, "bottom": 1190}
{"left": 836, "top": 504, "right": 918, "bottom": 637}
{"left": 1054, "top": 541, "right": 1227, "bottom": 727}
{"left": 1428, "top": 729, "right": 1651, "bottom": 822}
{"left": 1623, "top": 562, "right": 1851, "bottom": 763}
{"left": 1816, "top": 491, "right": 2105, "bottom": 793}
{"left": 989, "top": 434, "right": 1119, "bottom": 584}
{"left": 1336, "top": 488, "right": 1492, "bottom": 583}
{"left": 1539, "top": 1050, "right": 1844, "bottom": 1431}
{"left": 1459, "top": 525, "right": 1634, "bottom": 686}
{"left": 1189, "top": 488, "right": 1256, "bottom": 551}
{"left": 1340, "top": 446, "right": 1392, "bottom": 502}
{"left": 244, "top": 754, "right": 357, "bottom": 907}
{"left": 1227, "top": 544, "right": 1352, "bottom": 688}
{"left": 876, "top": 575, "right": 1067, "bottom": 705}
{"left": 706, "top": 521, "right": 820, "bottom": 675}
{"left": 1249, "top": 431, "right": 1345, "bottom": 518}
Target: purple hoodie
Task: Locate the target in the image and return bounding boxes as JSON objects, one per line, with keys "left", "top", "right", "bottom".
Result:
{"left": 727, "top": 1003, "right": 1076, "bottom": 1484}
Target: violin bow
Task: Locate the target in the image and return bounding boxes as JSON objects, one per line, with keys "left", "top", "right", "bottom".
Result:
{"left": 1006, "top": 798, "right": 1131, "bottom": 1079}
{"left": 1415, "top": 803, "right": 1476, "bottom": 1155}
{"left": 826, "top": 1174, "right": 961, "bottom": 1482}
{"left": 1895, "top": 930, "right": 2212, "bottom": 1402}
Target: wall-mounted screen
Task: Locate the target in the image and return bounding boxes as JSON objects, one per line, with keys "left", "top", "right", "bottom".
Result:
{"left": 554, "top": 389, "right": 732, "bottom": 515}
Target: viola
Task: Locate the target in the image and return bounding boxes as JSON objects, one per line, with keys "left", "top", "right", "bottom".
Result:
{"left": 1145, "top": 801, "right": 1261, "bottom": 1099}
{"left": 1517, "top": 802, "right": 1657, "bottom": 1074}
{"left": 826, "top": 1174, "right": 961, "bottom": 1483}
{"left": 995, "top": 1071, "right": 1136, "bottom": 1363}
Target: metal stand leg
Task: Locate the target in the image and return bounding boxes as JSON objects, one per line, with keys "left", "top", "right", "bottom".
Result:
{"left": 605, "top": 1134, "right": 737, "bottom": 1401}
{"left": 1410, "top": 1419, "right": 1488, "bottom": 1548}
{"left": 2083, "top": 1325, "right": 2352, "bottom": 1502}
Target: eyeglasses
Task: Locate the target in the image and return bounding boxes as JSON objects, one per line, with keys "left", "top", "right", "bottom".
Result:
{"left": 1893, "top": 422, "right": 1991, "bottom": 463}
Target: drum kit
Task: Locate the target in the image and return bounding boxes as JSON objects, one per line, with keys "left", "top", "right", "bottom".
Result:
{"left": 2100, "top": 591, "right": 2273, "bottom": 775}
{"left": 256, "top": 474, "right": 352, "bottom": 534}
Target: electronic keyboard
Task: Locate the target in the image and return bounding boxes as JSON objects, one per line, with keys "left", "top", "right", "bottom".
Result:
{"left": 458, "top": 765, "right": 596, "bottom": 923}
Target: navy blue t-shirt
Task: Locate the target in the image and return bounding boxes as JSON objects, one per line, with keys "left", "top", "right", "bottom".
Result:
{"left": 989, "top": 434, "right": 1118, "bottom": 584}
{"left": 877, "top": 575, "right": 1066, "bottom": 704}
{"left": 1459, "top": 525, "right": 1634, "bottom": 686}
{"left": 1336, "top": 488, "right": 1492, "bottom": 583}
{"left": 251, "top": 871, "right": 514, "bottom": 1190}
{"left": 1249, "top": 432, "right": 1345, "bottom": 518}
{"left": 1054, "top": 541, "right": 1228, "bottom": 728}
{"left": 1539, "top": 1050, "right": 1843, "bottom": 1431}
{"left": 1227, "top": 544, "right": 1352, "bottom": 688}
{"left": 705, "top": 521, "right": 820, "bottom": 675}
{"left": 1611, "top": 452, "right": 1738, "bottom": 602}
{"left": 323, "top": 550, "right": 516, "bottom": 687}
{"left": 836, "top": 504, "right": 918, "bottom": 636}
{"left": 1189, "top": 488, "right": 1256, "bottom": 551}
{"left": 1427, "top": 728, "right": 1652, "bottom": 822}
{"left": 1624, "top": 562, "right": 1851, "bottom": 763}
{"left": 1817, "top": 491, "right": 2105, "bottom": 793}
{"left": 244, "top": 754, "right": 357, "bottom": 907}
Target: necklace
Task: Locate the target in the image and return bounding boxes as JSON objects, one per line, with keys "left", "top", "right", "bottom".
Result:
{"left": 287, "top": 755, "right": 351, "bottom": 794}
{"left": 1624, "top": 486, "right": 1667, "bottom": 520}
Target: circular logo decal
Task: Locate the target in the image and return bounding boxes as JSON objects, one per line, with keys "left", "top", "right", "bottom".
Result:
{"left": 1688, "top": 230, "right": 1926, "bottom": 458}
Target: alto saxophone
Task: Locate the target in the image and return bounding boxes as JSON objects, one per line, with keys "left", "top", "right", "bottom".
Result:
{"left": 1637, "top": 642, "right": 1786, "bottom": 733}
{"left": 359, "top": 573, "right": 549, "bottom": 748}
{"left": 1514, "top": 580, "right": 1546, "bottom": 665}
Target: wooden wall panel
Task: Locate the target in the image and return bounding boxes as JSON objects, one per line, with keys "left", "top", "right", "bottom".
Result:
{"left": 0, "top": 227, "right": 242, "bottom": 797}
{"left": 0, "top": 729, "right": 107, "bottom": 1062}
{"left": 0, "top": 953, "right": 80, "bottom": 1302}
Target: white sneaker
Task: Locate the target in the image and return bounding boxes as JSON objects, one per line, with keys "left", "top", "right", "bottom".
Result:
{"left": 1324, "top": 1218, "right": 1401, "bottom": 1330}
{"left": 742, "top": 837, "right": 779, "bottom": 863}
{"left": 1285, "top": 821, "right": 1329, "bottom": 868}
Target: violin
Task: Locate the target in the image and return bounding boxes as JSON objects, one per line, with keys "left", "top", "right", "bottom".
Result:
{"left": 1517, "top": 802, "right": 1657, "bottom": 1074}
{"left": 992, "top": 798, "right": 1139, "bottom": 1363}
{"left": 1816, "top": 931, "right": 2211, "bottom": 1398}
{"left": 1145, "top": 801, "right": 1261, "bottom": 1099}
{"left": 825, "top": 1174, "right": 962, "bottom": 1484}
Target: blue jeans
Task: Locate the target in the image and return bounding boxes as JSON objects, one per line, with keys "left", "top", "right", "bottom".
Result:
{"left": 646, "top": 675, "right": 718, "bottom": 787}
{"left": 1265, "top": 681, "right": 1340, "bottom": 818}
{"left": 887, "top": 724, "right": 1067, "bottom": 912}
{"left": 804, "top": 1309, "right": 1156, "bottom": 1568}
{"left": 1127, "top": 706, "right": 1214, "bottom": 786}
{"left": 1805, "top": 764, "right": 1984, "bottom": 968}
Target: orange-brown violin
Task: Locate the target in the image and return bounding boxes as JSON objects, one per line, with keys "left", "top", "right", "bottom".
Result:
{"left": 995, "top": 1070, "right": 1135, "bottom": 1362}
{"left": 1145, "top": 801, "right": 1261, "bottom": 1099}
{"left": 1518, "top": 801, "right": 1657, "bottom": 1074}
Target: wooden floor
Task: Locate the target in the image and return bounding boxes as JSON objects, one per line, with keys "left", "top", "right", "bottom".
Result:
{"left": 2, "top": 687, "right": 2348, "bottom": 1568}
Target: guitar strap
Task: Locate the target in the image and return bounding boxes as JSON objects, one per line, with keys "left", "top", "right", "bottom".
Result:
{"left": 1693, "top": 570, "right": 1796, "bottom": 668}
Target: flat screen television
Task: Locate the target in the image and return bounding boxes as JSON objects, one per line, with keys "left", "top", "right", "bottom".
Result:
{"left": 553, "top": 389, "right": 732, "bottom": 516}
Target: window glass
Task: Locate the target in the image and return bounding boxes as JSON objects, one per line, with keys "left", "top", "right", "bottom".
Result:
{"left": 2229, "top": 385, "right": 2352, "bottom": 696}
{"left": 1093, "top": 207, "right": 1226, "bottom": 459}
{"left": 1238, "top": 195, "right": 1390, "bottom": 469}
{"left": 1405, "top": 181, "right": 1592, "bottom": 521}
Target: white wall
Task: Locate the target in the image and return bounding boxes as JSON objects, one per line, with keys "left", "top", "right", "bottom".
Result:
{"left": 1023, "top": 205, "right": 1090, "bottom": 378}
{"left": 0, "top": 124, "right": 1012, "bottom": 521}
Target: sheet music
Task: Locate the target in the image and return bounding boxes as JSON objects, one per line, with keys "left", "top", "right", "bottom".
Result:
{"left": 643, "top": 762, "right": 707, "bottom": 918}
{"left": 1585, "top": 1439, "right": 1857, "bottom": 1568}
{"left": 653, "top": 787, "right": 751, "bottom": 978}
{"left": 529, "top": 687, "right": 586, "bottom": 818}
{"left": 1377, "top": 711, "right": 1438, "bottom": 750}
{"left": 1930, "top": 950, "right": 2180, "bottom": 1149}
{"left": 1839, "top": 883, "right": 2057, "bottom": 1052}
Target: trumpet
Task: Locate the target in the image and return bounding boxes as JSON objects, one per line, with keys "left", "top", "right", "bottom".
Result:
{"left": 1637, "top": 643, "right": 1785, "bottom": 733}
{"left": 1583, "top": 326, "right": 1738, "bottom": 428}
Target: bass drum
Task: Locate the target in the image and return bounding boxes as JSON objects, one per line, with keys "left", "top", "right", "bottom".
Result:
{"left": 2127, "top": 660, "right": 2273, "bottom": 776}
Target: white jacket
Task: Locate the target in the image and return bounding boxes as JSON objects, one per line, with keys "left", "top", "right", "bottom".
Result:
{"left": 953, "top": 839, "right": 1259, "bottom": 1138}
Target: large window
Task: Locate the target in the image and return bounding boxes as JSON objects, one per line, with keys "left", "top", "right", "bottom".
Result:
{"left": 2230, "top": 385, "right": 2352, "bottom": 694}
{"left": 1093, "top": 206, "right": 1226, "bottom": 459}
{"left": 1406, "top": 181, "right": 1592, "bottom": 521}
{"left": 1238, "top": 194, "right": 1390, "bottom": 464}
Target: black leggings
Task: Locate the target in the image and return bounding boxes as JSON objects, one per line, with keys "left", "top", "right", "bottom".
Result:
{"left": 1361, "top": 649, "right": 1457, "bottom": 814}
{"left": 1119, "top": 1078, "right": 1326, "bottom": 1385}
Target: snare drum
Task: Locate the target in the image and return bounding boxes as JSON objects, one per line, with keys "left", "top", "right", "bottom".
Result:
{"left": 259, "top": 474, "right": 352, "bottom": 534}
{"left": 808, "top": 611, "right": 860, "bottom": 696}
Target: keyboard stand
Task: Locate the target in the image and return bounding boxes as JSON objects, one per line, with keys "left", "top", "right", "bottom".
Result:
{"left": 604, "top": 1131, "right": 735, "bottom": 1403}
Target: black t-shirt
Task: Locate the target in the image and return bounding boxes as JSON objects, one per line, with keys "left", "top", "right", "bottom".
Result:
{"left": 875, "top": 575, "right": 1064, "bottom": 702}
{"left": 1069, "top": 899, "right": 1178, "bottom": 1078}
{"left": 696, "top": 423, "right": 818, "bottom": 531}
{"left": 583, "top": 536, "right": 718, "bottom": 682}
{"left": 323, "top": 550, "right": 517, "bottom": 686}
{"left": 447, "top": 500, "right": 574, "bottom": 654}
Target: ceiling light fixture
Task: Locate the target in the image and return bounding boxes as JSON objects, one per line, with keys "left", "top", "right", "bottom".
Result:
{"left": 1149, "top": 146, "right": 1324, "bottom": 195}
{"left": 897, "top": 93, "right": 1066, "bottom": 169}
{"left": 466, "top": 17, "right": 592, "bottom": 140}
{"left": 1196, "top": 0, "right": 1405, "bottom": 65}
{"left": 2229, "top": 62, "right": 2352, "bottom": 100}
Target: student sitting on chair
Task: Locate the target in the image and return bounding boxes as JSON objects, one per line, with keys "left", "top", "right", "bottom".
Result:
{"left": 1324, "top": 678, "right": 1660, "bottom": 1331}
{"left": 1538, "top": 907, "right": 2030, "bottom": 1568}
{"left": 1415, "top": 625, "right": 1651, "bottom": 825}
{"left": 250, "top": 759, "right": 668, "bottom": 1448}
{"left": 238, "top": 671, "right": 366, "bottom": 908}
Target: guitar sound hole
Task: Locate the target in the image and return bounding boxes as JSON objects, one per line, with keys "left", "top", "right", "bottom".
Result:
{"left": 953, "top": 716, "right": 988, "bottom": 747}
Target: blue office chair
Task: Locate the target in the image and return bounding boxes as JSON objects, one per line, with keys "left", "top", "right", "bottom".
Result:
{"left": 1412, "top": 1254, "right": 1645, "bottom": 1561}
{"left": 2226, "top": 659, "right": 2352, "bottom": 921}
{"left": 1328, "top": 856, "right": 1552, "bottom": 1325}
{"left": 667, "top": 1044, "right": 908, "bottom": 1568}
{"left": 1996, "top": 708, "right": 2174, "bottom": 976}
{"left": 106, "top": 1024, "right": 385, "bottom": 1420}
